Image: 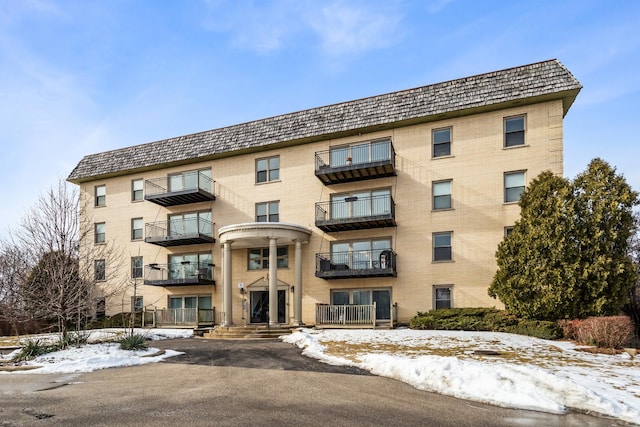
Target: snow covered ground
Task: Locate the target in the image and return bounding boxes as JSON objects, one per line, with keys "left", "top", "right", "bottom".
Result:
{"left": 283, "top": 328, "right": 640, "bottom": 425}
{"left": 0, "top": 328, "right": 192, "bottom": 373}
{"left": 2, "top": 327, "right": 639, "bottom": 424}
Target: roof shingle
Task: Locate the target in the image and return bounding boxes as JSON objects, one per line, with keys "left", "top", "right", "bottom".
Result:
{"left": 68, "top": 59, "right": 581, "bottom": 182}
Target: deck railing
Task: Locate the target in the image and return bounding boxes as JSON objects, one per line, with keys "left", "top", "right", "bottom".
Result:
{"left": 142, "top": 308, "right": 215, "bottom": 327}
{"left": 315, "top": 303, "right": 376, "bottom": 327}
{"left": 145, "top": 170, "right": 215, "bottom": 197}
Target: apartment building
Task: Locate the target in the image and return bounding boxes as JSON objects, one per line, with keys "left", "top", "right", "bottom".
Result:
{"left": 67, "top": 59, "right": 581, "bottom": 328}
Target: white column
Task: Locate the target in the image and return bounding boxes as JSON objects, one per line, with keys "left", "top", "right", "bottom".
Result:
{"left": 222, "top": 241, "right": 233, "bottom": 326}
{"left": 293, "top": 240, "right": 303, "bottom": 326}
{"left": 268, "top": 237, "right": 278, "bottom": 326}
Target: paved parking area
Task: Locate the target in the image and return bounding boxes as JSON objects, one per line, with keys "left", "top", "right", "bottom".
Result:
{"left": 0, "top": 338, "right": 628, "bottom": 426}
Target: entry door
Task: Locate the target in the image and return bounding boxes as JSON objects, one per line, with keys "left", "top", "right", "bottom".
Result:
{"left": 250, "top": 290, "right": 286, "bottom": 324}
{"left": 373, "top": 290, "right": 391, "bottom": 321}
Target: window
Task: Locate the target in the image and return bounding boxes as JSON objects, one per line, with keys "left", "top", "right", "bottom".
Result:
{"left": 131, "top": 179, "right": 143, "bottom": 201}
{"left": 168, "top": 253, "right": 214, "bottom": 281}
{"left": 504, "top": 116, "right": 525, "bottom": 147}
{"left": 330, "top": 238, "right": 392, "bottom": 270}
{"left": 131, "top": 296, "right": 143, "bottom": 313}
{"left": 505, "top": 226, "right": 514, "bottom": 237}
{"left": 131, "top": 256, "right": 143, "bottom": 279}
{"left": 433, "top": 180, "right": 452, "bottom": 210}
{"left": 433, "top": 232, "right": 452, "bottom": 262}
{"left": 330, "top": 288, "right": 392, "bottom": 320}
{"left": 504, "top": 171, "right": 525, "bottom": 203}
{"left": 95, "top": 185, "right": 106, "bottom": 207}
{"left": 168, "top": 211, "right": 212, "bottom": 236}
{"left": 248, "top": 247, "right": 288, "bottom": 270}
{"left": 168, "top": 169, "right": 212, "bottom": 193}
{"left": 256, "top": 156, "right": 279, "bottom": 183}
{"left": 433, "top": 128, "right": 451, "bottom": 157}
{"left": 256, "top": 201, "right": 279, "bottom": 222}
{"left": 94, "top": 222, "right": 105, "bottom": 244}
{"left": 433, "top": 286, "right": 452, "bottom": 309}
{"left": 330, "top": 189, "right": 391, "bottom": 219}
{"left": 131, "top": 218, "right": 143, "bottom": 240}
{"left": 95, "top": 259, "right": 105, "bottom": 281}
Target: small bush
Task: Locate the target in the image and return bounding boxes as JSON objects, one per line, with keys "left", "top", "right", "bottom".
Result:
{"left": 574, "top": 316, "right": 634, "bottom": 349}
{"left": 56, "top": 330, "right": 90, "bottom": 350}
{"left": 119, "top": 333, "right": 148, "bottom": 351}
{"left": 557, "top": 319, "right": 582, "bottom": 340}
{"left": 505, "top": 320, "right": 562, "bottom": 340}
{"left": 12, "top": 339, "right": 55, "bottom": 362}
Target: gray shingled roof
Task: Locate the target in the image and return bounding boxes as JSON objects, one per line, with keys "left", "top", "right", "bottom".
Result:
{"left": 68, "top": 59, "right": 581, "bottom": 182}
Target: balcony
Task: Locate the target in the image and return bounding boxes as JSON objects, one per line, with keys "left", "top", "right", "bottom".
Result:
{"left": 315, "top": 249, "right": 397, "bottom": 279}
{"left": 315, "top": 139, "right": 396, "bottom": 185}
{"left": 145, "top": 218, "right": 215, "bottom": 247}
{"left": 315, "top": 194, "right": 396, "bottom": 232}
{"left": 145, "top": 170, "right": 216, "bottom": 207}
{"left": 143, "top": 261, "right": 215, "bottom": 287}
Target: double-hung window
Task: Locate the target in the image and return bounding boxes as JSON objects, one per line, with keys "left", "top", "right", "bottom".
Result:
{"left": 433, "top": 180, "right": 452, "bottom": 210}
{"left": 256, "top": 156, "right": 279, "bottom": 183}
{"left": 504, "top": 116, "right": 525, "bottom": 147}
{"left": 95, "top": 185, "right": 106, "bottom": 207}
{"left": 131, "top": 256, "right": 143, "bottom": 279}
{"left": 432, "top": 128, "right": 451, "bottom": 157}
{"left": 256, "top": 201, "right": 279, "bottom": 222}
{"left": 504, "top": 171, "right": 526, "bottom": 203}
{"left": 95, "top": 259, "right": 106, "bottom": 281}
{"left": 94, "top": 222, "right": 106, "bottom": 244}
{"left": 433, "top": 232, "right": 452, "bottom": 262}
{"left": 131, "top": 218, "right": 143, "bottom": 240}
{"left": 131, "top": 179, "right": 143, "bottom": 201}
{"left": 433, "top": 286, "right": 452, "bottom": 309}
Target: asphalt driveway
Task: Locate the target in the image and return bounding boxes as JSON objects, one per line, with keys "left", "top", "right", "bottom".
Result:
{"left": 0, "top": 338, "right": 629, "bottom": 426}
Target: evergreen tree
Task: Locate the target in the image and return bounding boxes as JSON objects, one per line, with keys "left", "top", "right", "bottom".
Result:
{"left": 489, "top": 159, "right": 639, "bottom": 320}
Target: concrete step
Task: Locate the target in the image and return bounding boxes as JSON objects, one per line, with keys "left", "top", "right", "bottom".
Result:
{"left": 200, "top": 325, "right": 295, "bottom": 340}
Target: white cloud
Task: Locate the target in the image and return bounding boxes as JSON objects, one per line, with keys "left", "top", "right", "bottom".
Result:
{"left": 200, "top": 0, "right": 404, "bottom": 56}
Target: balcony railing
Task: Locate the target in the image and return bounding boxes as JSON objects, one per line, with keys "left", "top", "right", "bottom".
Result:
{"left": 315, "top": 194, "right": 396, "bottom": 232}
{"left": 145, "top": 170, "right": 216, "bottom": 206}
{"left": 316, "top": 304, "right": 376, "bottom": 328}
{"left": 315, "top": 139, "right": 396, "bottom": 185}
{"left": 145, "top": 217, "right": 215, "bottom": 247}
{"left": 144, "top": 262, "right": 215, "bottom": 286}
{"left": 315, "top": 249, "right": 397, "bottom": 279}
{"left": 142, "top": 307, "right": 215, "bottom": 327}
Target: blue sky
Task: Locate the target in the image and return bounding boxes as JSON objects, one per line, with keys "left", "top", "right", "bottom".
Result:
{"left": 1, "top": 0, "right": 639, "bottom": 239}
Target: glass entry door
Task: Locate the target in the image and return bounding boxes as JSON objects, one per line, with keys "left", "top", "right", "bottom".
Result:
{"left": 250, "top": 290, "right": 286, "bottom": 324}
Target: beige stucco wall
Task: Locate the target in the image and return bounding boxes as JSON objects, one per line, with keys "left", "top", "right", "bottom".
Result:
{"left": 80, "top": 99, "right": 564, "bottom": 325}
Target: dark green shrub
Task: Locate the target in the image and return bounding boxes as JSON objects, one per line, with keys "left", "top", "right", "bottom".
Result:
{"left": 11, "top": 339, "right": 54, "bottom": 362}
{"left": 119, "top": 333, "right": 148, "bottom": 351}
{"left": 409, "top": 308, "right": 562, "bottom": 339}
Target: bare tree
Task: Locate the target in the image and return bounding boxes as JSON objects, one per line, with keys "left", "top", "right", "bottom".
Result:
{"left": 12, "top": 178, "right": 122, "bottom": 337}
{"left": 0, "top": 242, "right": 31, "bottom": 336}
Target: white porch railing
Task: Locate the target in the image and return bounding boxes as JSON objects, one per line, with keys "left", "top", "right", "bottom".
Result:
{"left": 315, "top": 303, "right": 376, "bottom": 328}
{"left": 142, "top": 308, "right": 215, "bottom": 327}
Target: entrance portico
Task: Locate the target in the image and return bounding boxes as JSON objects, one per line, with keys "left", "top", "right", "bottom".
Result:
{"left": 217, "top": 222, "right": 312, "bottom": 327}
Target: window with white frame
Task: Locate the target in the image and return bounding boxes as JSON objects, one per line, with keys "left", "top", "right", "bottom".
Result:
{"left": 131, "top": 296, "right": 143, "bottom": 312}
{"left": 94, "top": 222, "right": 105, "bottom": 244}
{"left": 131, "top": 179, "right": 143, "bottom": 201}
{"left": 432, "top": 127, "right": 451, "bottom": 157}
{"left": 248, "top": 247, "right": 288, "bottom": 270}
{"left": 95, "top": 185, "right": 106, "bottom": 207}
{"left": 131, "top": 218, "right": 143, "bottom": 240}
{"left": 256, "top": 201, "right": 279, "bottom": 222}
{"left": 504, "top": 116, "right": 525, "bottom": 147}
{"left": 433, "top": 180, "right": 452, "bottom": 210}
{"left": 433, "top": 232, "right": 452, "bottom": 262}
{"left": 433, "top": 285, "right": 452, "bottom": 309}
{"left": 256, "top": 156, "right": 279, "bottom": 183}
{"left": 504, "top": 171, "right": 526, "bottom": 203}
